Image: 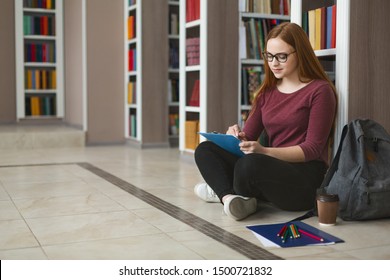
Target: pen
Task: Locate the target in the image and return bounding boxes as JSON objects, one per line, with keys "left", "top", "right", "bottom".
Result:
{"left": 298, "top": 228, "right": 324, "bottom": 242}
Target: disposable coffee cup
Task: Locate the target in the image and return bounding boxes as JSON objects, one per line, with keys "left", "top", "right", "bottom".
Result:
{"left": 316, "top": 194, "right": 339, "bottom": 226}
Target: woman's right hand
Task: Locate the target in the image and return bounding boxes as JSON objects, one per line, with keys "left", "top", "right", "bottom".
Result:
{"left": 226, "top": 124, "right": 247, "bottom": 141}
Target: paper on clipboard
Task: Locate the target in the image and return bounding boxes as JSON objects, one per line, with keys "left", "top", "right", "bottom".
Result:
{"left": 198, "top": 132, "right": 245, "bottom": 157}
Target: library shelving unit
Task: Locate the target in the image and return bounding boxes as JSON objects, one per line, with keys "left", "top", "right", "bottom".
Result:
{"left": 179, "top": 0, "right": 239, "bottom": 153}
{"left": 124, "top": 0, "right": 169, "bottom": 147}
{"left": 168, "top": 0, "right": 180, "bottom": 147}
{"left": 14, "top": 0, "right": 64, "bottom": 120}
{"left": 238, "top": 0, "right": 290, "bottom": 127}
{"left": 290, "top": 0, "right": 348, "bottom": 145}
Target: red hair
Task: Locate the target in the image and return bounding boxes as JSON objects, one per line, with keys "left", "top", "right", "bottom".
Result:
{"left": 249, "top": 22, "right": 337, "bottom": 116}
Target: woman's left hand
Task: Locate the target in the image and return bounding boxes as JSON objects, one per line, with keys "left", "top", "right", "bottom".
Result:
{"left": 239, "top": 141, "right": 265, "bottom": 154}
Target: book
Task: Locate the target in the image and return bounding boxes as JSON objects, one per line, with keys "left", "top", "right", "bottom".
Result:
{"left": 30, "top": 96, "right": 41, "bottom": 116}
{"left": 314, "top": 8, "right": 322, "bottom": 50}
{"left": 128, "top": 15, "right": 135, "bottom": 39}
{"left": 247, "top": 221, "right": 344, "bottom": 248}
{"left": 198, "top": 132, "right": 244, "bottom": 157}
{"left": 186, "top": 0, "right": 200, "bottom": 22}
{"left": 188, "top": 79, "right": 200, "bottom": 106}
{"left": 169, "top": 114, "right": 179, "bottom": 135}
{"left": 308, "top": 9, "right": 316, "bottom": 50}
{"left": 185, "top": 120, "right": 199, "bottom": 150}
{"left": 326, "top": 5, "right": 333, "bottom": 49}
{"left": 320, "top": 7, "right": 326, "bottom": 50}
{"left": 331, "top": 5, "right": 336, "bottom": 48}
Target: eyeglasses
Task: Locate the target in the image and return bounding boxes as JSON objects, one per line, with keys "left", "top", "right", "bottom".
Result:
{"left": 262, "top": 51, "right": 296, "bottom": 63}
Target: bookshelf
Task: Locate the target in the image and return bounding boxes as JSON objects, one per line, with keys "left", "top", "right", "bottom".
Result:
{"left": 124, "top": 0, "right": 169, "bottom": 147}
{"left": 179, "top": 0, "right": 239, "bottom": 153}
{"left": 290, "top": 0, "right": 348, "bottom": 145}
{"left": 14, "top": 0, "right": 64, "bottom": 120}
{"left": 238, "top": 0, "right": 291, "bottom": 127}
{"left": 168, "top": 0, "right": 180, "bottom": 147}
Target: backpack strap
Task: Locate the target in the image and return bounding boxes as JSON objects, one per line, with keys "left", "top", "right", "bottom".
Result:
{"left": 319, "top": 123, "right": 349, "bottom": 189}
{"left": 288, "top": 209, "right": 316, "bottom": 222}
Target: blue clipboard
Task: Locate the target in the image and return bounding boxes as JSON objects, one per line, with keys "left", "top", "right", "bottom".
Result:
{"left": 199, "top": 132, "right": 245, "bottom": 157}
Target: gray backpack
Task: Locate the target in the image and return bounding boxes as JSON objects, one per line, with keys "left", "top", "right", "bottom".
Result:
{"left": 320, "top": 119, "right": 390, "bottom": 221}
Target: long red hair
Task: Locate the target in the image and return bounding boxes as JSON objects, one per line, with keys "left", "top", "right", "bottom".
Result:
{"left": 249, "top": 22, "right": 337, "bottom": 116}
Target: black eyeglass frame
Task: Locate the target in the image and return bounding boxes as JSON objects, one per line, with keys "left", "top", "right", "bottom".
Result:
{"left": 262, "top": 51, "right": 296, "bottom": 63}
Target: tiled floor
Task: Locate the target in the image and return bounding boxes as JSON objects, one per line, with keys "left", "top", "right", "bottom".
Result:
{"left": 0, "top": 143, "right": 390, "bottom": 259}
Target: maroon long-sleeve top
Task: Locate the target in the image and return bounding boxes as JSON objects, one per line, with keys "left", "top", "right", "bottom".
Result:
{"left": 243, "top": 79, "right": 337, "bottom": 165}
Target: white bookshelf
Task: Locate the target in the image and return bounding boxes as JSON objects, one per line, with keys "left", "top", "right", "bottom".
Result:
{"left": 124, "top": 0, "right": 169, "bottom": 147}
{"left": 179, "top": 0, "right": 206, "bottom": 152}
{"left": 124, "top": 0, "right": 142, "bottom": 141}
{"left": 168, "top": 0, "right": 180, "bottom": 147}
{"left": 238, "top": 1, "right": 291, "bottom": 127}
{"left": 14, "top": 0, "right": 64, "bottom": 120}
{"left": 290, "top": 0, "right": 350, "bottom": 145}
{"left": 179, "top": 0, "right": 238, "bottom": 153}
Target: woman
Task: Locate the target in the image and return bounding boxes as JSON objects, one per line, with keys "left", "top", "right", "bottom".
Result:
{"left": 194, "top": 22, "right": 337, "bottom": 221}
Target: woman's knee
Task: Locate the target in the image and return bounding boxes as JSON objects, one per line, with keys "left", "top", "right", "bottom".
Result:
{"left": 195, "top": 141, "right": 214, "bottom": 158}
{"left": 234, "top": 153, "right": 269, "bottom": 175}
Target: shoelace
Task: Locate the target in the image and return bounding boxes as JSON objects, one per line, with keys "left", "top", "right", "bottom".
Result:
{"left": 206, "top": 187, "right": 217, "bottom": 199}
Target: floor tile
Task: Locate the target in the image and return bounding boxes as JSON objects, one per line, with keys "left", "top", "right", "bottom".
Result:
{"left": 0, "top": 247, "right": 48, "bottom": 260}
{"left": 42, "top": 234, "right": 203, "bottom": 260}
{"left": 3, "top": 180, "right": 99, "bottom": 200}
{"left": 13, "top": 193, "right": 126, "bottom": 219}
{"left": 0, "top": 200, "right": 23, "bottom": 220}
{"left": 0, "top": 219, "right": 39, "bottom": 250}
{"left": 25, "top": 211, "right": 162, "bottom": 246}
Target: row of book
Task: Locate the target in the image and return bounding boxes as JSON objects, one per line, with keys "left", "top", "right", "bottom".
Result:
{"left": 24, "top": 0, "right": 56, "bottom": 9}
{"left": 186, "top": 0, "right": 200, "bottom": 22}
{"left": 241, "top": 66, "right": 263, "bottom": 105}
{"left": 23, "top": 15, "right": 55, "bottom": 36}
{"left": 169, "top": 42, "right": 179, "bottom": 69}
{"left": 128, "top": 48, "right": 137, "bottom": 71}
{"left": 168, "top": 78, "right": 179, "bottom": 103}
{"left": 25, "top": 69, "right": 57, "bottom": 90}
{"left": 24, "top": 43, "right": 56, "bottom": 63}
{"left": 186, "top": 37, "right": 200, "bottom": 66}
{"left": 169, "top": 12, "right": 179, "bottom": 35}
{"left": 127, "top": 81, "right": 137, "bottom": 104}
{"left": 185, "top": 120, "right": 199, "bottom": 150}
{"left": 128, "top": 0, "right": 136, "bottom": 6}
{"left": 169, "top": 114, "right": 179, "bottom": 136}
{"left": 240, "top": 18, "right": 287, "bottom": 60}
{"left": 303, "top": 5, "right": 336, "bottom": 50}
{"left": 239, "top": 0, "right": 290, "bottom": 16}
{"left": 127, "top": 15, "right": 136, "bottom": 40}
{"left": 188, "top": 79, "right": 199, "bottom": 107}
{"left": 128, "top": 113, "right": 137, "bottom": 138}
{"left": 25, "top": 95, "right": 56, "bottom": 116}
{"left": 239, "top": 110, "right": 250, "bottom": 128}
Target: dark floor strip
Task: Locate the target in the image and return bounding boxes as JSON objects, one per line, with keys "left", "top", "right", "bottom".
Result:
{"left": 78, "top": 162, "right": 282, "bottom": 260}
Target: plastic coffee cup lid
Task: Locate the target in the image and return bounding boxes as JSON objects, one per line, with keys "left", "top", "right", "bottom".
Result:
{"left": 316, "top": 193, "right": 339, "bottom": 202}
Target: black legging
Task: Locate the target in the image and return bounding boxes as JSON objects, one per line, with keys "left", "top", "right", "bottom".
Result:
{"left": 194, "top": 141, "right": 327, "bottom": 211}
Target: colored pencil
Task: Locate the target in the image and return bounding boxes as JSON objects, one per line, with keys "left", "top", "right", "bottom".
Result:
{"left": 277, "top": 224, "right": 287, "bottom": 237}
{"left": 298, "top": 228, "right": 324, "bottom": 242}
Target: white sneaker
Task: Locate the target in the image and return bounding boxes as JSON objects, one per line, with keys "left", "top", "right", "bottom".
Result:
{"left": 223, "top": 195, "right": 257, "bottom": 220}
{"left": 194, "top": 182, "right": 220, "bottom": 203}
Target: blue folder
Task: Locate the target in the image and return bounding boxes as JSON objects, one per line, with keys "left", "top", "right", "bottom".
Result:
{"left": 199, "top": 132, "right": 245, "bottom": 157}
{"left": 247, "top": 221, "right": 344, "bottom": 248}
